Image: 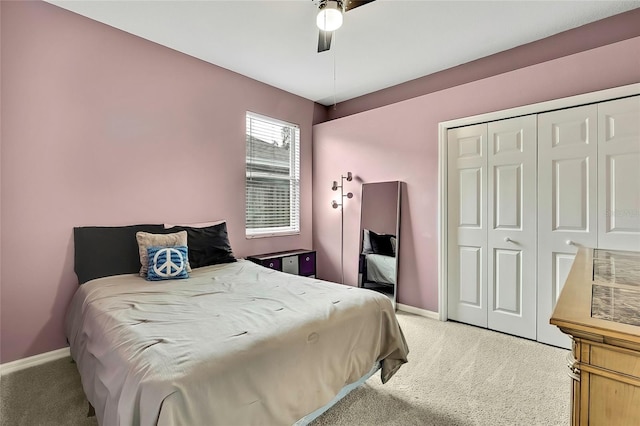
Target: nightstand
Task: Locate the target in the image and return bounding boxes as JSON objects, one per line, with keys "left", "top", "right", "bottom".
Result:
{"left": 247, "top": 249, "right": 316, "bottom": 278}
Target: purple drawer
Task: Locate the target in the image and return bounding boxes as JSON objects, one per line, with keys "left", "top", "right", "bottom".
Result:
{"left": 299, "top": 252, "right": 316, "bottom": 276}
{"left": 262, "top": 258, "right": 281, "bottom": 271}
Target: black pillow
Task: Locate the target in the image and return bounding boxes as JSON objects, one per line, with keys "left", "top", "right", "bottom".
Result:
{"left": 170, "top": 222, "right": 237, "bottom": 268}
{"left": 74, "top": 224, "right": 170, "bottom": 284}
{"left": 369, "top": 231, "right": 395, "bottom": 257}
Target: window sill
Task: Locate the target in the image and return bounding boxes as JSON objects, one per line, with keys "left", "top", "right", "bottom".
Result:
{"left": 246, "top": 230, "right": 300, "bottom": 239}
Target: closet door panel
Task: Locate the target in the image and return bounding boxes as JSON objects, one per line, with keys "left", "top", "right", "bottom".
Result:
{"left": 598, "top": 96, "right": 640, "bottom": 251}
{"left": 538, "top": 104, "right": 597, "bottom": 348}
{"left": 493, "top": 248, "right": 522, "bottom": 314}
{"left": 447, "top": 124, "right": 488, "bottom": 327}
{"left": 554, "top": 158, "right": 589, "bottom": 230}
{"left": 458, "top": 246, "right": 482, "bottom": 306}
{"left": 487, "top": 115, "right": 537, "bottom": 340}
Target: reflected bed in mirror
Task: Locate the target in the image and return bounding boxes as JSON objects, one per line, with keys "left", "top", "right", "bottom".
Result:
{"left": 358, "top": 181, "right": 401, "bottom": 309}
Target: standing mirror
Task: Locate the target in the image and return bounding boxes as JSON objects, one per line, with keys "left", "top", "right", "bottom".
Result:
{"left": 358, "top": 181, "right": 401, "bottom": 309}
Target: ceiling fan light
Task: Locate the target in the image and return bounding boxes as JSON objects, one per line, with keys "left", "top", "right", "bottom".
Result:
{"left": 317, "top": 1, "right": 343, "bottom": 32}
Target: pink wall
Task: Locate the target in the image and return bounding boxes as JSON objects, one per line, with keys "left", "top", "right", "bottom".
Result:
{"left": 324, "top": 8, "right": 640, "bottom": 121}
{"left": 0, "top": 1, "right": 315, "bottom": 363}
{"left": 312, "top": 37, "right": 640, "bottom": 310}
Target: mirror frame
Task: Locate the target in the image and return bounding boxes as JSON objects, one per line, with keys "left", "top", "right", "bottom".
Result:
{"left": 358, "top": 180, "right": 401, "bottom": 309}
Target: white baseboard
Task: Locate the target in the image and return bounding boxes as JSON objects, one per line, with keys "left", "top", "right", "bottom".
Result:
{"left": 0, "top": 347, "right": 70, "bottom": 376}
{"left": 397, "top": 303, "right": 440, "bottom": 320}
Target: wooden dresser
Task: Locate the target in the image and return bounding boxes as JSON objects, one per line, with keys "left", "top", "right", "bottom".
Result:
{"left": 551, "top": 248, "right": 640, "bottom": 425}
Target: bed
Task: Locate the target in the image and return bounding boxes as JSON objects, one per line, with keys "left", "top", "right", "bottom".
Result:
{"left": 66, "top": 223, "right": 409, "bottom": 425}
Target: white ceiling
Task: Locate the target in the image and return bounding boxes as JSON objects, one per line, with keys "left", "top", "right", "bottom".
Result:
{"left": 47, "top": 1, "right": 640, "bottom": 106}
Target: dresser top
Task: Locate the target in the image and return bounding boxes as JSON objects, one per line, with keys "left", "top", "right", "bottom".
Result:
{"left": 246, "top": 249, "right": 314, "bottom": 260}
{"left": 591, "top": 249, "right": 640, "bottom": 327}
{"left": 551, "top": 248, "right": 640, "bottom": 346}
{"left": 593, "top": 249, "right": 640, "bottom": 285}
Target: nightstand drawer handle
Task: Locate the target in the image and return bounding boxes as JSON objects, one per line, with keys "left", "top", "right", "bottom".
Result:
{"left": 305, "top": 256, "right": 310, "bottom": 261}
{"left": 269, "top": 262, "right": 274, "bottom": 267}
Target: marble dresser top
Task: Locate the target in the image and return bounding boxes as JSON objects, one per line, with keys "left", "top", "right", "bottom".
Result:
{"left": 591, "top": 249, "right": 640, "bottom": 327}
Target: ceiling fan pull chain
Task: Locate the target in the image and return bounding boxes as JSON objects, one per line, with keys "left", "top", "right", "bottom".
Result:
{"left": 333, "top": 36, "right": 337, "bottom": 110}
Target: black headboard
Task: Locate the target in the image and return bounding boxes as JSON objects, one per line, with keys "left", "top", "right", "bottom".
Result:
{"left": 73, "top": 224, "right": 170, "bottom": 284}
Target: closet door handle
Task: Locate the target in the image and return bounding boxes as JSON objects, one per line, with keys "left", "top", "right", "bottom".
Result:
{"left": 566, "top": 240, "right": 574, "bottom": 246}
{"left": 504, "top": 237, "right": 515, "bottom": 243}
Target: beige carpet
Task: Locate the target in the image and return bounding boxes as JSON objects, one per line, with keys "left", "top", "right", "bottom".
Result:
{"left": 0, "top": 312, "right": 570, "bottom": 425}
{"left": 312, "top": 313, "right": 570, "bottom": 425}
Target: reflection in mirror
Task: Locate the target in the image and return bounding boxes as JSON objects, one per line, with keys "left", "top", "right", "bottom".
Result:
{"left": 358, "top": 181, "right": 401, "bottom": 309}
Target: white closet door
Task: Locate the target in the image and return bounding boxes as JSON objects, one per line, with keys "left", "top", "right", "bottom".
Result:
{"left": 447, "top": 124, "right": 488, "bottom": 328}
{"left": 487, "top": 116, "right": 537, "bottom": 340}
{"left": 598, "top": 96, "right": 640, "bottom": 251}
{"left": 537, "top": 105, "right": 597, "bottom": 349}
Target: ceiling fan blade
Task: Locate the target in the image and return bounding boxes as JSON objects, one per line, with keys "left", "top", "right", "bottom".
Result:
{"left": 317, "top": 30, "right": 333, "bottom": 52}
{"left": 344, "top": 0, "right": 376, "bottom": 12}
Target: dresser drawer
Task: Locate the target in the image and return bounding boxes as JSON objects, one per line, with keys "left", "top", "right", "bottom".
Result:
{"left": 299, "top": 252, "right": 316, "bottom": 277}
{"left": 590, "top": 344, "right": 640, "bottom": 378}
{"left": 261, "top": 258, "right": 282, "bottom": 271}
{"left": 282, "top": 255, "right": 299, "bottom": 274}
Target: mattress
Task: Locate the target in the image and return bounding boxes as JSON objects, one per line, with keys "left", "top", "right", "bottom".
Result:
{"left": 65, "top": 260, "right": 408, "bottom": 425}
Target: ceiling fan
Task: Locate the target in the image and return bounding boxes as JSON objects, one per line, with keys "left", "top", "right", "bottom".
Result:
{"left": 315, "top": 0, "right": 376, "bottom": 52}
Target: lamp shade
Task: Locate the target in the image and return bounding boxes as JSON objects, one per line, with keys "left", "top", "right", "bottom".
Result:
{"left": 317, "top": 1, "right": 343, "bottom": 31}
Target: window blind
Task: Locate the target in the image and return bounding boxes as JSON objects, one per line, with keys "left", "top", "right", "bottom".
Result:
{"left": 246, "top": 112, "right": 300, "bottom": 238}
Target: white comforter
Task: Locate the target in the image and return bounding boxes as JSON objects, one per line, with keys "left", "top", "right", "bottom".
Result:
{"left": 65, "top": 260, "right": 408, "bottom": 426}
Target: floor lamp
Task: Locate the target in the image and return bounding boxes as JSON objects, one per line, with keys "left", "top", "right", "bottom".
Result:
{"left": 332, "top": 172, "right": 353, "bottom": 284}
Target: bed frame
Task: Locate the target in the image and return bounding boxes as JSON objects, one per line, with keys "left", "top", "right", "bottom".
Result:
{"left": 72, "top": 224, "right": 391, "bottom": 424}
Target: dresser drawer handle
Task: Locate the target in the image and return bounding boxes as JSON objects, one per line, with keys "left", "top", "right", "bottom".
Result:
{"left": 269, "top": 262, "right": 274, "bottom": 267}
{"left": 305, "top": 256, "right": 310, "bottom": 261}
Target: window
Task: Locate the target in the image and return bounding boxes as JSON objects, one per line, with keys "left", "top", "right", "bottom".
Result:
{"left": 246, "top": 112, "right": 300, "bottom": 238}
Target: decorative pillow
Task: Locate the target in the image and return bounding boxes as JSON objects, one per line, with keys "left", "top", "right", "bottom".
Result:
{"left": 136, "top": 231, "right": 191, "bottom": 276}
{"left": 362, "top": 229, "right": 374, "bottom": 254}
{"left": 369, "top": 230, "right": 395, "bottom": 257}
{"left": 146, "top": 245, "right": 189, "bottom": 281}
{"left": 168, "top": 222, "right": 236, "bottom": 268}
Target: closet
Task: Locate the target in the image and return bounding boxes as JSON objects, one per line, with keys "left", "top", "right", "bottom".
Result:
{"left": 446, "top": 93, "right": 640, "bottom": 349}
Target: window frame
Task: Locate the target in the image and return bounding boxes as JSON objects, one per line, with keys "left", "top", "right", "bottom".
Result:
{"left": 245, "top": 112, "right": 301, "bottom": 239}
